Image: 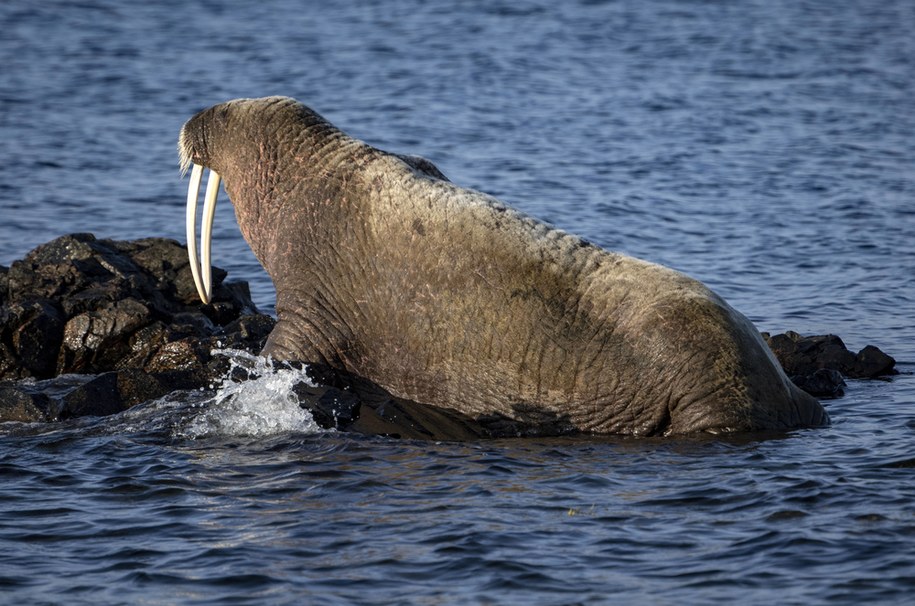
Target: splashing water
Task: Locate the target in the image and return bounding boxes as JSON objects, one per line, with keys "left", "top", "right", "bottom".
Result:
{"left": 179, "top": 349, "right": 323, "bottom": 439}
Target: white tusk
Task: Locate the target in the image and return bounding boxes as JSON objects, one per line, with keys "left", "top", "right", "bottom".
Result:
{"left": 185, "top": 164, "right": 208, "bottom": 303}
{"left": 185, "top": 164, "right": 222, "bottom": 304}
{"left": 201, "top": 169, "right": 221, "bottom": 303}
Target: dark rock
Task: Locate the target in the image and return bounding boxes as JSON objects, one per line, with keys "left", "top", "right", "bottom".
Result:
{"left": 0, "top": 234, "right": 269, "bottom": 389}
{"left": 0, "top": 385, "right": 54, "bottom": 423}
{"left": 120, "top": 321, "right": 172, "bottom": 370}
{"left": 763, "top": 331, "right": 897, "bottom": 380}
{"left": 7, "top": 234, "right": 112, "bottom": 305}
{"left": 1, "top": 369, "right": 197, "bottom": 423}
{"left": 114, "top": 369, "right": 184, "bottom": 408}
{"left": 221, "top": 314, "right": 276, "bottom": 350}
{"left": 0, "top": 233, "right": 282, "bottom": 419}
{"left": 297, "top": 364, "right": 488, "bottom": 440}
{"left": 854, "top": 345, "right": 896, "bottom": 379}
{"left": 205, "top": 281, "right": 258, "bottom": 325}
{"left": 145, "top": 338, "right": 211, "bottom": 374}
{"left": 56, "top": 368, "right": 195, "bottom": 420}
{"left": 292, "top": 382, "right": 361, "bottom": 430}
{"left": 58, "top": 298, "right": 152, "bottom": 374}
{"left": 789, "top": 369, "right": 846, "bottom": 399}
{"left": 7, "top": 298, "right": 64, "bottom": 378}
{"left": 0, "top": 265, "right": 8, "bottom": 307}
{"left": 115, "top": 237, "right": 223, "bottom": 306}
{"left": 170, "top": 311, "right": 216, "bottom": 335}
{"left": 59, "top": 372, "right": 125, "bottom": 419}
{"left": 0, "top": 342, "right": 21, "bottom": 380}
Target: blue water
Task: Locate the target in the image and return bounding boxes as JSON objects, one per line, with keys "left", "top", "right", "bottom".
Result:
{"left": 2, "top": 0, "right": 914, "bottom": 604}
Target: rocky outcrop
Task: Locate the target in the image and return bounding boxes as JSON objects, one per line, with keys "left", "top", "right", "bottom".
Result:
{"left": 0, "top": 234, "right": 274, "bottom": 422}
{"left": 763, "top": 331, "right": 896, "bottom": 398}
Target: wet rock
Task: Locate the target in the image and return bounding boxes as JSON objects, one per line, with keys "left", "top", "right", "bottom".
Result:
{"left": 0, "top": 385, "right": 55, "bottom": 423}
{"left": 145, "top": 338, "right": 211, "bottom": 374}
{"left": 58, "top": 298, "right": 152, "bottom": 374}
{"left": 0, "top": 233, "right": 283, "bottom": 421}
{"left": 120, "top": 321, "right": 172, "bottom": 370}
{"left": 114, "top": 369, "right": 189, "bottom": 409}
{"left": 0, "top": 233, "right": 272, "bottom": 388}
{"left": 55, "top": 369, "right": 195, "bottom": 420}
{"left": 292, "top": 382, "right": 361, "bottom": 430}
{"left": 0, "top": 342, "right": 19, "bottom": 380}
{"left": 0, "top": 265, "right": 8, "bottom": 307}
{"left": 295, "top": 364, "right": 489, "bottom": 440}
{"left": 763, "top": 331, "right": 897, "bottom": 399}
{"left": 763, "top": 332, "right": 897, "bottom": 380}
{"left": 789, "top": 369, "right": 846, "bottom": 399}
{"left": 59, "top": 372, "right": 125, "bottom": 419}
{"left": 217, "top": 314, "right": 276, "bottom": 352}
{"left": 7, "top": 299, "right": 65, "bottom": 378}
{"left": 854, "top": 345, "right": 897, "bottom": 379}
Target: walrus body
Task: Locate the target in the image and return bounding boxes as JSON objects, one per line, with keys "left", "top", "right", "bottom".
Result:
{"left": 179, "top": 96, "right": 827, "bottom": 436}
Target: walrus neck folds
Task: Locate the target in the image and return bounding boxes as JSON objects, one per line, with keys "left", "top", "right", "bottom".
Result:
{"left": 179, "top": 97, "right": 363, "bottom": 302}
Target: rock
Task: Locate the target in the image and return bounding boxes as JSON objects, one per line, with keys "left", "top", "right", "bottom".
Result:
{"left": 56, "top": 369, "right": 191, "bottom": 419}
{"left": 1, "top": 368, "right": 201, "bottom": 423}
{"left": 58, "top": 298, "right": 152, "bottom": 374}
{"left": 0, "top": 233, "right": 272, "bottom": 386}
{"left": 789, "top": 369, "right": 846, "bottom": 399}
{"left": 291, "top": 382, "right": 361, "bottom": 430}
{"left": 0, "top": 233, "right": 283, "bottom": 421}
{"left": 763, "top": 332, "right": 897, "bottom": 380}
{"left": 0, "top": 265, "right": 8, "bottom": 307}
{"left": 295, "top": 364, "right": 489, "bottom": 440}
{"left": 114, "top": 369, "right": 196, "bottom": 409}
{"left": 145, "top": 338, "right": 211, "bottom": 374}
{"left": 7, "top": 298, "right": 64, "bottom": 378}
{"left": 854, "top": 345, "right": 897, "bottom": 379}
{"left": 219, "top": 314, "right": 276, "bottom": 350}
{"left": 119, "top": 321, "right": 172, "bottom": 370}
{"left": 0, "top": 385, "right": 55, "bottom": 423}
{"left": 59, "top": 372, "right": 125, "bottom": 419}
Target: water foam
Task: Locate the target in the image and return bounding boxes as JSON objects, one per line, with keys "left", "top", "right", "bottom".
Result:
{"left": 179, "top": 349, "right": 323, "bottom": 439}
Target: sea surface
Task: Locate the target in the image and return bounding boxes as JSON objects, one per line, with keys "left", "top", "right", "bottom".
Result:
{"left": 1, "top": 0, "right": 914, "bottom": 604}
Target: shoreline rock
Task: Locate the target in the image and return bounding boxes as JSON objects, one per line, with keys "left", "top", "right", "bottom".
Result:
{"left": 0, "top": 234, "right": 900, "bottom": 436}
{"left": 762, "top": 331, "right": 896, "bottom": 398}
{"left": 1, "top": 234, "right": 274, "bottom": 422}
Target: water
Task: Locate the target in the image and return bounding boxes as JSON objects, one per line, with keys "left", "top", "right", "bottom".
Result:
{"left": 1, "top": 0, "right": 914, "bottom": 603}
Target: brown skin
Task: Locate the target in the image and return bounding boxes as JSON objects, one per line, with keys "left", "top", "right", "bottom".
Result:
{"left": 179, "top": 96, "right": 828, "bottom": 436}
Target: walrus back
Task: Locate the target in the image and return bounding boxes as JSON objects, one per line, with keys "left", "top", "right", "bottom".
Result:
{"left": 356, "top": 155, "right": 829, "bottom": 435}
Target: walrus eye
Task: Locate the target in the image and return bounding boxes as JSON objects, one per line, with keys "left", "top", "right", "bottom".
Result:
{"left": 185, "top": 163, "right": 221, "bottom": 304}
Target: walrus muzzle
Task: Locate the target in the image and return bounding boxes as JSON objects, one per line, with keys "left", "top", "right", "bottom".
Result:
{"left": 185, "top": 163, "right": 221, "bottom": 304}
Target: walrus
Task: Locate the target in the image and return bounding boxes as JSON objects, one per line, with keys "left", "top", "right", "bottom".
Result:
{"left": 178, "top": 96, "right": 828, "bottom": 436}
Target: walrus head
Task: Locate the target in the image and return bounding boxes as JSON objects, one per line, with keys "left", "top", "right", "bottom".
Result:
{"left": 179, "top": 96, "right": 347, "bottom": 304}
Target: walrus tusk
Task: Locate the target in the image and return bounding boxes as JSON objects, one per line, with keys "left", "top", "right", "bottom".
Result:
{"left": 185, "top": 163, "right": 221, "bottom": 304}
{"left": 200, "top": 168, "right": 220, "bottom": 302}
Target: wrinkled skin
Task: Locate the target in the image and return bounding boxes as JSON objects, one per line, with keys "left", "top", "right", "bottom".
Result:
{"left": 179, "top": 96, "right": 828, "bottom": 436}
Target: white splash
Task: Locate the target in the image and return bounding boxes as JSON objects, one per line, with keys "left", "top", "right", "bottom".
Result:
{"left": 180, "top": 348, "right": 323, "bottom": 439}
